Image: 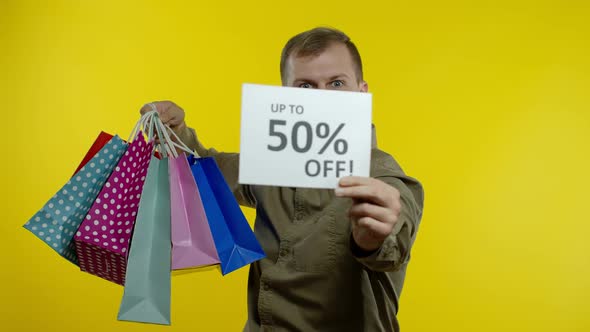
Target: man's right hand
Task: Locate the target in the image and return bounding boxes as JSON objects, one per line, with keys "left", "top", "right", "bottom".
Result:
{"left": 139, "top": 100, "right": 193, "bottom": 154}
{"left": 139, "top": 100, "right": 186, "bottom": 144}
{"left": 139, "top": 100, "right": 187, "bottom": 139}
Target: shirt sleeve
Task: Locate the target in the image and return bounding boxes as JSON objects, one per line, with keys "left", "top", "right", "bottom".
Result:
{"left": 177, "top": 126, "right": 257, "bottom": 208}
{"left": 349, "top": 149, "right": 425, "bottom": 272}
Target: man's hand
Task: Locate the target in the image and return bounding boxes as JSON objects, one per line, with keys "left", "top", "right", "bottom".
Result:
{"left": 335, "top": 176, "right": 402, "bottom": 252}
{"left": 139, "top": 100, "right": 187, "bottom": 139}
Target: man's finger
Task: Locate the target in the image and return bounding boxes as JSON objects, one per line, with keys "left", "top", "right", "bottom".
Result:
{"left": 139, "top": 103, "right": 152, "bottom": 115}
{"left": 335, "top": 184, "right": 392, "bottom": 207}
{"left": 159, "top": 110, "right": 172, "bottom": 124}
{"left": 349, "top": 202, "right": 397, "bottom": 225}
{"left": 356, "top": 217, "right": 392, "bottom": 238}
{"left": 338, "top": 176, "right": 374, "bottom": 187}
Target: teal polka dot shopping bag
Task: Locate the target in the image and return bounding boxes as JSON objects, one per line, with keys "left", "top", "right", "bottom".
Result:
{"left": 23, "top": 134, "right": 127, "bottom": 264}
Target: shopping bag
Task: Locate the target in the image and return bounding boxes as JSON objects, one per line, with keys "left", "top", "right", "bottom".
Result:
{"left": 117, "top": 155, "right": 172, "bottom": 325}
{"left": 187, "top": 155, "right": 265, "bottom": 275}
{"left": 24, "top": 136, "right": 127, "bottom": 264}
{"left": 169, "top": 154, "right": 219, "bottom": 270}
{"left": 74, "top": 131, "right": 154, "bottom": 285}
{"left": 74, "top": 131, "right": 115, "bottom": 175}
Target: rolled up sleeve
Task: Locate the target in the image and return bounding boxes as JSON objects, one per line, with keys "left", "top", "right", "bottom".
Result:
{"left": 350, "top": 150, "right": 425, "bottom": 272}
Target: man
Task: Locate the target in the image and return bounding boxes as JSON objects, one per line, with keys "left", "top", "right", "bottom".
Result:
{"left": 142, "top": 27, "right": 424, "bottom": 331}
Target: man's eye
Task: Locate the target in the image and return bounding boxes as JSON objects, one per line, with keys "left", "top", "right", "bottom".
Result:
{"left": 299, "top": 83, "right": 313, "bottom": 88}
{"left": 330, "top": 80, "right": 344, "bottom": 87}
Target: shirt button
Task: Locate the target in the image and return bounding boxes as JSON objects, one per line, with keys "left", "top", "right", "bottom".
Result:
{"left": 279, "top": 249, "right": 287, "bottom": 257}
{"left": 263, "top": 283, "right": 270, "bottom": 291}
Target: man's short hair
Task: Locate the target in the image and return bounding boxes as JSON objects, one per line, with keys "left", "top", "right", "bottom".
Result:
{"left": 280, "top": 27, "right": 364, "bottom": 84}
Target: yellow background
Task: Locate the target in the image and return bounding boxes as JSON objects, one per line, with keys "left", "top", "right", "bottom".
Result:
{"left": 1, "top": 0, "right": 589, "bottom": 331}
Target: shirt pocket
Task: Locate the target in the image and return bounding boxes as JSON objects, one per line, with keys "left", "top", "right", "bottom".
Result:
{"left": 292, "top": 203, "right": 350, "bottom": 273}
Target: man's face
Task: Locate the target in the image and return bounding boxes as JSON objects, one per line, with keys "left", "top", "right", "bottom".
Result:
{"left": 284, "top": 42, "right": 368, "bottom": 92}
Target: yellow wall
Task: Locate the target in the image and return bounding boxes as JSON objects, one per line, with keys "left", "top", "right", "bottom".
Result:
{"left": 1, "top": 0, "right": 588, "bottom": 331}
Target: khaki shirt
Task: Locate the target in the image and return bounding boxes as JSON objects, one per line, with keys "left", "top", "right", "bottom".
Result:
{"left": 180, "top": 126, "right": 424, "bottom": 332}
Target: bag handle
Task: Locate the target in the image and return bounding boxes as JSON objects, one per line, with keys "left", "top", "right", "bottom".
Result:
{"left": 153, "top": 116, "right": 200, "bottom": 158}
{"left": 127, "top": 109, "right": 159, "bottom": 143}
{"left": 128, "top": 108, "right": 170, "bottom": 158}
{"left": 141, "top": 103, "right": 201, "bottom": 158}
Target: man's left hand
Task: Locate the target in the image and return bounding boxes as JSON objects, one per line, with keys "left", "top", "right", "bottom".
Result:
{"left": 335, "top": 176, "right": 402, "bottom": 252}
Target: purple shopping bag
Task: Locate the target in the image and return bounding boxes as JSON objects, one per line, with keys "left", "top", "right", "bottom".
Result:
{"left": 169, "top": 154, "right": 219, "bottom": 270}
{"left": 74, "top": 132, "right": 154, "bottom": 285}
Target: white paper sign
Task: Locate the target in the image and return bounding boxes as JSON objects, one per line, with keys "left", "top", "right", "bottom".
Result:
{"left": 239, "top": 83, "right": 372, "bottom": 189}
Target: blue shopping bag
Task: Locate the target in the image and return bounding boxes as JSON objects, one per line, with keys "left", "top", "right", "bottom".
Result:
{"left": 23, "top": 135, "right": 127, "bottom": 264}
{"left": 117, "top": 155, "right": 171, "bottom": 325}
{"left": 187, "top": 155, "right": 265, "bottom": 275}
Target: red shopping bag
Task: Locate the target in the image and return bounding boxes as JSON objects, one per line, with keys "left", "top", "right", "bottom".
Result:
{"left": 74, "top": 131, "right": 115, "bottom": 175}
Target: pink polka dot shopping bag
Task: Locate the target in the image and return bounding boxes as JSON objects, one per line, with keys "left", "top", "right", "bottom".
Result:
{"left": 74, "top": 130, "right": 154, "bottom": 285}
